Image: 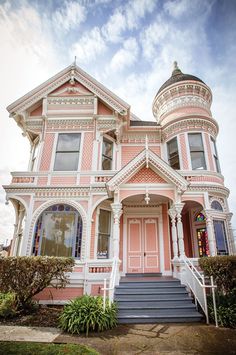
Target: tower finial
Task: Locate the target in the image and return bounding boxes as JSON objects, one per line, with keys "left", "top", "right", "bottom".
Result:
{"left": 74, "top": 56, "right": 77, "bottom": 66}
{"left": 173, "top": 61, "right": 178, "bottom": 70}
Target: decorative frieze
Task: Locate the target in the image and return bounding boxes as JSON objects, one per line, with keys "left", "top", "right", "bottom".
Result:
{"left": 121, "top": 133, "right": 161, "bottom": 143}
{"left": 47, "top": 119, "right": 94, "bottom": 130}
{"left": 162, "top": 118, "right": 218, "bottom": 141}
{"left": 48, "top": 97, "right": 94, "bottom": 105}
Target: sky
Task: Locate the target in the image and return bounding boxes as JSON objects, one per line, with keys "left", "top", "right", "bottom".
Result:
{"left": 0, "top": 0, "right": 236, "bottom": 245}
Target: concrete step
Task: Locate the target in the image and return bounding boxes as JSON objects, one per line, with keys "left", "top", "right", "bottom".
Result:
{"left": 115, "top": 289, "right": 188, "bottom": 295}
{"left": 125, "top": 273, "right": 162, "bottom": 277}
{"left": 118, "top": 282, "right": 182, "bottom": 287}
{"left": 115, "top": 299, "right": 194, "bottom": 307}
{"left": 116, "top": 286, "right": 186, "bottom": 292}
{"left": 118, "top": 307, "right": 197, "bottom": 316}
{"left": 115, "top": 293, "right": 190, "bottom": 301}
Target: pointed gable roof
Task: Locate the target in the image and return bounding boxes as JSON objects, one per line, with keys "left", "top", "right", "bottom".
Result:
{"left": 7, "top": 64, "right": 130, "bottom": 115}
{"left": 106, "top": 149, "right": 188, "bottom": 196}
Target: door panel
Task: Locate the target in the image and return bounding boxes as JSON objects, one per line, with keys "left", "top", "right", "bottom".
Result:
{"left": 127, "top": 218, "right": 159, "bottom": 273}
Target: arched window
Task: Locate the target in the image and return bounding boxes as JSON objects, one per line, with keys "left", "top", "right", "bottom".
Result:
{"left": 32, "top": 204, "right": 82, "bottom": 258}
{"left": 211, "top": 200, "right": 223, "bottom": 211}
{"left": 195, "top": 212, "right": 206, "bottom": 222}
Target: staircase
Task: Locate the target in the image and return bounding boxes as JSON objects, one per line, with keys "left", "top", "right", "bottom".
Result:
{"left": 114, "top": 273, "right": 203, "bottom": 324}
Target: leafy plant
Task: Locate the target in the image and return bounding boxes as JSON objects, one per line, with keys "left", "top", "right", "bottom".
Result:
{"left": 0, "top": 292, "right": 17, "bottom": 318}
{"left": 199, "top": 256, "right": 236, "bottom": 294}
{"left": 0, "top": 256, "right": 74, "bottom": 312}
{"left": 59, "top": 295, "right": 117, "bottom": 336}
{"left": 207, "top": 293, "right": 236, "bottom": 328}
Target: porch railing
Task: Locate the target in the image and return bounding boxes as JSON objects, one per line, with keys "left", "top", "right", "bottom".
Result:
{"left": 181, "top": 257, "right": 218, "bottom": 327}
{"left": 101, "top": 257, "right": 119, "bottom": 310}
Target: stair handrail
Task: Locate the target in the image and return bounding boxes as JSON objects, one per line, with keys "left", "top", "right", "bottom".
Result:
{"left": 182, "top": 256, "right": 218, "bottom": 327}
{"left": 102, "top": 256, "right": 119, "bottom": 310}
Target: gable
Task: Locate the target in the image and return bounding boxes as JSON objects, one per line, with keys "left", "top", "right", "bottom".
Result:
{"left": 49, "top": 81, "right": 92, "bottom": 96}
{"left": 98, "top": 100, "right": 113, "bottom": 115}
{"left": 127, "top": 167, "right": 167, "bottom": 184}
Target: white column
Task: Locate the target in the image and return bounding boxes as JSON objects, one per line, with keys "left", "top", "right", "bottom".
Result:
{"left": 13, "top": 208, "right": 25, "bottom": 256}
{"left": 205, "top": 210, "right": 216, "bottom": 256}
{"left": 168, "top": 208, "right": 179, "bottom": 260}
{"left": 226, "top": 213, "right": 235, "bottom": 254}
{"left": 175, "top": 203, "right": 185, "bottom": 259}
{"left": 111, "top": 203, "right": 123, "bottom": 259}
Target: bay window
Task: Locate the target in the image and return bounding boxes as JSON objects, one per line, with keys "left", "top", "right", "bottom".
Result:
{"left": 54, "top": 133, "right": 81, "bottom": 171}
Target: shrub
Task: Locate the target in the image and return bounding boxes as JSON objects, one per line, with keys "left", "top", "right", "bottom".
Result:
{"left": 207, "top": 293, "right": 236, "bottom": 328}
{"left": 59, "top": 295, "right": 117, "bottom": 336}
{"left": 0, "top": 256, "right": 74, "bottom": 312}
{"left": 0, "top": 292, "right": 17, "bottom": 318}
{"left": 199, "top": 256, "right": 236, "bottom": 294}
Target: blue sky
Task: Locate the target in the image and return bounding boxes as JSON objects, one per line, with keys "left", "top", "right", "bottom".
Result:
{"left": 0, "top": 0, "right": 236, "bottom": 244}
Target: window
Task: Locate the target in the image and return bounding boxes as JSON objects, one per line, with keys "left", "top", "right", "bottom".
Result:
{"left": 210, "top": 137, "right": 221, "bottom": 173}
{"left": 54, "top": 133, "right": 81, "bottom": 171}
{"left": 167, "top": 137, "right": 180, "bottom": 169}
{"left": 97, "top": 209, "right": 111, "bottom": 259}
{"left": 188, "top": 133, "right": 206, "bottom": 170}
{"left": 102, "top": 139, "right": 113, "bottom": 170}
{"left": 31, "top": 141, "right": 39, "bottom": 171}
{"left": 195, "top": 212, "right": 206, "bottom": 222}
{"left": 211, "top": 200, "right": 223, "bottom": 211}
{"left": 213, "top": 220, "right": 228, "bottom": 255}
{"left": 32, "top": 204, "right": 82, "bottom": 258}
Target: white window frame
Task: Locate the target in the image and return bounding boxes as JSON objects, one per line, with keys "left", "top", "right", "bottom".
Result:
{"left": 188, "top": 132, "right": 207, "bottom": 170}
{"left": 100, "top": 134, "right": 115, "bottom": 171}
{"left": 166, "top": 136, "right": 181, "bottom": 170}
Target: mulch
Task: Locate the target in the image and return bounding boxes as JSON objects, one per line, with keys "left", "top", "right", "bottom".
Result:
{"left": 0, "top": 306, "right": 62, "bottom": 327}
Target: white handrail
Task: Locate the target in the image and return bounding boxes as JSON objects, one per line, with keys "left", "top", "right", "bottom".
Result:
{"left": 182, "top": 257, "right": 218, "bottom": 327}
{"left": 101, "top": 257, "right": 119, "bottom": 310}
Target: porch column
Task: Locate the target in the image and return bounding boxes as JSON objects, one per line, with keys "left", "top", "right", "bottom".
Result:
{"left": 13, "top": 208, "right": 25, "bottom": 256}
{"left": 175, "top": 203, "right": 185, "bottom": 259}
{"left": 204, "top": 210, "right": 216, "bottom": 256}
{"left": 111, "top": 203, "right": 123, "bottom": 259}
{"left": 168, "top": 208, "right": 179, "bottom": 259}
{"left": 226, "top": 213, "right": 235, "bottom": 254}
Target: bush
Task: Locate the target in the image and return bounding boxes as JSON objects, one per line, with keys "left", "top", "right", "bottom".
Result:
{"left": 207, "top": 293, "right": 236, "bottom": 328}
{"left": 0, "top": 292, "right": 17, "bottom": 318}
{"left": 59, "top": 295, "right": 117, "bottom": 336}
{"left": 0, "top": 256, "right": 75, "bottom": 312}
{"left": 199, "top": 256, "right": 236, "bottom": 294}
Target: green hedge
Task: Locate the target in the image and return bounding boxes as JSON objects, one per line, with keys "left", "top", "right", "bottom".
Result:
{"left": 0, "top": 292, "right": 17, "bottom": 318}
{"left": 0, "top": 256, "right": 74, "bottom": 312}
{"left": 59, "top": 295, "right": 117, "bottom": 336}
{"left": 199, "top": 256, "right": 236, "bottom": 294}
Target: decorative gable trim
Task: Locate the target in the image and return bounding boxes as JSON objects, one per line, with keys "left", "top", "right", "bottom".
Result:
{"left": 7, "top": 64, "right": 130, "bottom": 115}
{"left": 106, "top": 149, "right": 188, "bottom": 196}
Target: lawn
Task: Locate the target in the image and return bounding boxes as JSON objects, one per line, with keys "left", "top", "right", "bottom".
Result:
{"left": 0, "top": 342, "right": 98, "bottom": 355}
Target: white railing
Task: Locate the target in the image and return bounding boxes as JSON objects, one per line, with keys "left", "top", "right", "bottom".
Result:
{"left": 102, "top": 257, "right": 119, "bottom": 310}
{"left": 182, "top": 257, "right": 218, "bottom": 327}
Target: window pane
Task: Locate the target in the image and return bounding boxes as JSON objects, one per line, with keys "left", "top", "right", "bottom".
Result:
{"left": 102, "top": 157, "right": 112, "bottom": 170}
{"left": 211, "top": 201, "right": 223, "bottom": 211}
{"left": 97, "top": 234, "right": 109, "bottom": 259}
{"left": 54, "top": 152, "right": 79, "bottom": 171}
{"left": 40, "top": 212, "right": 75, "bottom": 257}
{"left": 189, "top": 133, "right": 204, "bottom": 150}
{"left": 57, "top": 133, "right": 80, "bottom": 151}
{"left": 167, "top": 137, "right": 180, "bottom": 169}
{"left": 102, "top": 140, "right": 112, "bottom": 158}
{"left": 191, "top": 151, "right": 206, "bottom": 170}
{"left": 99, "top": 210, "right": 110, "bottom": 234}
{"left": 213, "top": 220, "right": 228, "bottom": 255}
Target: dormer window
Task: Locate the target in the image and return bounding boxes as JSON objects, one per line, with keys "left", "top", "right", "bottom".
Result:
{"left": 167, "top": 137, "right": 180, "bottom": 169}
{"left": 54, "top": 133, "right": 81, "bottom": 171}
{"left": 102, "top": 138, "right": 113, "bottom": 170}
{"left": 188, "top": 133, "right": 206, "bottom": 170}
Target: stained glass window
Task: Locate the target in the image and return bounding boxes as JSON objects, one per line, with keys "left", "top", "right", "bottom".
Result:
{"left": 195, "top": 212, "right": 206, "bottom": 222}
{"left": 197, "top": 228, "right": 209, "bottom": 257}
{"left": 32, "top": 204, "right": 82, "bottom": 258}
{"left": 211, "top": 200, "right": 223, "bottom": 211}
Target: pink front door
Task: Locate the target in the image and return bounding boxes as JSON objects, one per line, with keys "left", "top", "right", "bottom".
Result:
{"left": 127, "top": 218, "right": 159, "bottom": 273}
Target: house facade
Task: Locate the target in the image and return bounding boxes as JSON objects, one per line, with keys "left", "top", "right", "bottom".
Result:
{"left": 4, "top": 62, "right": 235, "bottom": 302}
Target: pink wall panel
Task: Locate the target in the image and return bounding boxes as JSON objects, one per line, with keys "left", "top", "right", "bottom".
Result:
{"left": 34, "top": 287, "right": 83, "bottom": 301}
{"left": 81, "top": 132, "right": 93, "bottom": 171}
{"left": 39, "top": 133, "right": 55, "bottom": 171}
{"left": 121, "top": 146, "right": 143, "bottom": 166}
{"left": 30, "top": 105, "right": 42, "bottom": 116}
{"left": 179, "top": 133, "right": 189, "bottom": 169}
{"left": 97, "top": 100, "right": 113, "bottom": 115}
{"left": 80, "top": 176, "right": 91, "bottom": 184}
{"left": 128, "top": 167, "right": 166, "bottom": 184}
{"left": 33, "top": 200, "right": 45, "bottom": 212}
{"left": 150, "top": 146, "right": 161, "bottom": 156}
{"left": 91, "top": 284, "right": 103, "bottom": 296}
{"left": 37, "top": 177, "right": 48, "bottom": 186}
{"left": 51, "top": 176, "right": 76, "bottom": 185}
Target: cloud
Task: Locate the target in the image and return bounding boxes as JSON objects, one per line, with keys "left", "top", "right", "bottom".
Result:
{"left": 164, "top": 0, "right": 215, "bottom": 19}
{"left": 102, "top": 0, "right": 156, "bottom": 43}
{"left": 71, "top": 27, "right": 107, "bottom": 64}
{"left": 140, "top": 20, "right": 169, "bottom": 60}
{"left": 110, "top": 38, "right": 139, "bottom": 71}
{"left": 53, "top": 1, "right": 87, "bottom": 32}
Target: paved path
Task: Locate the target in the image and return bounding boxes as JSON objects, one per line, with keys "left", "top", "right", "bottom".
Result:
{"left": 0, "top": 326, "right": 61, "bottom": 343}
{"left": 0, "top": 323, "right": 236, "bottom": 354}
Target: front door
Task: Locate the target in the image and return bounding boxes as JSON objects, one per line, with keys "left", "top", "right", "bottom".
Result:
{"left": 127, "top": 218, "right": 159, "bottom": 273}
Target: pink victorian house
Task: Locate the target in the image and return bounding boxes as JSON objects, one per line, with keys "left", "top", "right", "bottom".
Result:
{"left": 3, "top": 62, "right": 235, "bottom": 322}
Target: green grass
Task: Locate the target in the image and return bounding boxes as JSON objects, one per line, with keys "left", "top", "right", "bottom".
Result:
{"left": 0, "top": 341, "right": 98, "bottom": 355}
